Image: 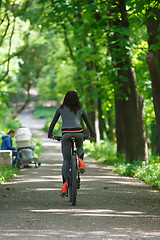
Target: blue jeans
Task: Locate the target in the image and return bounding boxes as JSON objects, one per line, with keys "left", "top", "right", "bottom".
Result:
{"left": 12, "top": 151, "right": 18, "bottom": 165}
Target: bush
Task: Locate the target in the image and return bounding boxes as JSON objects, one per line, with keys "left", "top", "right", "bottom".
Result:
{"left": 115, "top": 159, "right": 160, "bottom": 190}
{"left": 33, "top": 137, "right": 43, "bottom": 158}
{"left": 84, "top": 138, "right": 121, "bottom": 165}
{"left": 84, "top": 139, "right": 160, "bottom": 190}
{"left": 34, "top": 106, "right": 62, "bottom": 135}
{"left": 43, "top": 120, "right": 62, "bottom": 135}
{"left": 33, "top": 106, "right": 56, "bottom": 119}
{"left": 0, "top": 167, "right": 20, "bottom": 184}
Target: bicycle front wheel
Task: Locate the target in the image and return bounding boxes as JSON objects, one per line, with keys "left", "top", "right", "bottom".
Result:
{"left": 71, "top": 155, "right": 77, "bottom": 206}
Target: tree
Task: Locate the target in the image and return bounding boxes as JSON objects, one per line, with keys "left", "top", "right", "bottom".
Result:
{"left": 39, "top": 0, "right": 104, "bottom": 139}
{"left": 145, "top": 3, "right": 160, "bottom": 155}
{"left": 0, "top": 0, "right": 31, "bottom": 81}
{"left": 107, "top": 0, "right": 148, "bottom": 162}
{"left": 0, "top": 0, "right": 47, "bottom": 119}
{"left": 1, "top": 0, "right": 155, "bottom": 163}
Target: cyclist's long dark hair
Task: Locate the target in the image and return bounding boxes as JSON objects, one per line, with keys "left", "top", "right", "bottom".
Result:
{"left": 61, "top": 91, "right": 82, "bottom": 114}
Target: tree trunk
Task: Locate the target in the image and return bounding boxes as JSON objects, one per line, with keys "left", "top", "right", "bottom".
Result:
{"left": 146, "top": 7, "right": 160, "bottom": 154}
{"left": 115, "top": 79, "right": 137, "bottom": 162}
{"left": 97, "top": 97, "right": 105, "bottom": 140}
{"left": 150, "top": 120, "right": 160, "bottom": 155}
{"left": 108, "top": 0, "right": 148, "bottom": 162}
{"left": 146, "top": 52, "right": 160, "bottom": 154}
{"left": 128, "top": 68, "right": 148, "bottom": 162}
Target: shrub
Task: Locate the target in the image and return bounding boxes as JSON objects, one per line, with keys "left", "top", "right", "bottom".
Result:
{"left": 33, "top": 137, "right": 43, "bottom": 158}
{"left": 33, "top": 106, "right": 55, "bottom": 119}
{"left": 84, "top": 138, "right": 121, "bottom": 165}
{"left": 0, "top": 167, "right": 20, "bottom": 184}
{"left": 34, "top": 106, "right": 62, "bottom": 135}
{"left": 84, "top": 139, "right": 160, "bottom": 190}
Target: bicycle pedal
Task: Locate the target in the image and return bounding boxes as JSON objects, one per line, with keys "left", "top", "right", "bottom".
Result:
{"left": 60, "top": 192, "right": 67, "bottom": 198}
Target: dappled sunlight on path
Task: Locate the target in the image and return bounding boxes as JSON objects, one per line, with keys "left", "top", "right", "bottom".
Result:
{"left": 2, "top": 229, "right": 160, "bottom": 240}
{"left": 1, "top": 138, "right": 160, "bottom": 239}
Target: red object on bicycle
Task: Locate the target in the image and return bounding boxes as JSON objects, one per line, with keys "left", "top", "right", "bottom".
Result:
{"left": 78, "top": 159, "right": 86, "bottom": 173}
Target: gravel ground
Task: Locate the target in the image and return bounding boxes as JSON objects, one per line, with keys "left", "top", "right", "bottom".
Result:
{"left": 0, "top": 102, "right": 160, "bottom": 240}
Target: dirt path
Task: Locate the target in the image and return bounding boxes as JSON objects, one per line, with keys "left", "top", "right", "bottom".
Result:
{"left": 0, "top": 102, "right": 160, "bottom": 240}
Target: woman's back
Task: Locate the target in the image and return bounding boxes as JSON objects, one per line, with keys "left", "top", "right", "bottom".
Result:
{"left": 60, "top": 105, "right": 83, "bottom": 129}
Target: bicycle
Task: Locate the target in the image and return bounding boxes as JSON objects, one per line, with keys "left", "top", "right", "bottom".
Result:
{"left": 54, "top": 135, "right": 88, "bottom": 206}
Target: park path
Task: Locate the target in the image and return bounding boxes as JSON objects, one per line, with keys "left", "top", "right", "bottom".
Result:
{"left": 0, "top": 101, "right": 160, "bottom": 240}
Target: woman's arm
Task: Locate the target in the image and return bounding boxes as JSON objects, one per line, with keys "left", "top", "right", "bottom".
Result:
{"left": 5, "top": 138, "right": 16, "bottom": 150}
{"left": 48, "top": 108, "right": 60, "bottom": 138}
{"left": 81, "top": 109, "right": 95, "bottom": 138}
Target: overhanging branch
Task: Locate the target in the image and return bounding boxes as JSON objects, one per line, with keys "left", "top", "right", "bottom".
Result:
{"left": 62, "top": 23, "right": 75, "bottom": 61}
{"left": 0, "top": 17, "right": 16, "bottom": 82}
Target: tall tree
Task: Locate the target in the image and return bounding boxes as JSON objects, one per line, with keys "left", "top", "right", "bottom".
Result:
{"left": 145, "top": 3, "right": 160, "bottom": 155}
{"left": 107, "top": 0, "right": 148, "bottom": 162}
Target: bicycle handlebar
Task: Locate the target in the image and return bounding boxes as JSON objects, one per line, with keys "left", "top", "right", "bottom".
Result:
{"left": 54, "top": 136, "right": 62, "bottom": 141}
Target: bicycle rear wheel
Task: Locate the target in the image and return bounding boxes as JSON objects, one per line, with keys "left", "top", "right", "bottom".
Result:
{"left": 70, "top": 155, "right": 77, "bottom": 206}
{"left": 68, "top": 168, "right": 72, "bottom": 202}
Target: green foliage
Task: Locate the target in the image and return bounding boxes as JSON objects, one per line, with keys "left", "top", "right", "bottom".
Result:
{"left": 33, "top": 106, "right": 56, "bottom": 119}
{"left": 0, "top": 167, "right": 20, "bottom": 184}
{"left": 85, "top": 139, "right": 160, "bottom": 190}
{"left": 33, "top": 137, "right": 43, "bottom": 158}
{"left": 0, "top": 0, "right": 160, "bottom": 165}
{"left": 33, "top": 106, "right": 62, "bottom": 135}
{"left": 43, "top": 120, "right": 62, "bottom": 136}
{"left": 35, "top": 32, "right": 76, "bottom": 101}
{"left": 115, "top": 158, "right": 160, "bottom": 190}
{"left": 0, "top": 0, "right": 47, "bottom": 122}
{"left": 0, "top": 118, "right": 21, "bottom": 148}
{"left": 4, "top": 119, "right": 21, "bottom": 131}
{"left": 84, "top": 138, "right": 118, "bottom": 165}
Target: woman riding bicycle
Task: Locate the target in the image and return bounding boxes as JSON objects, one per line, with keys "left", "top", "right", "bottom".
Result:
{"left": 48, "top": 91, "right": 95, "bottom": 196}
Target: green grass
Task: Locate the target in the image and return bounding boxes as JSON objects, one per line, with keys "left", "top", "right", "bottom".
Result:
{"left": 84, "top": 139, "right": 119, "bottom": 165}
{"left": 33, "top": 106, "right": 56, "bottom": 119}
{"left": 84, "top": 139, "right": 160, "bottom": 190}
{"left": 0, "top": 167, "right": 20, "bottom": 183}
{"left": 115, "top": 157, "right": 160, "bottom": 190}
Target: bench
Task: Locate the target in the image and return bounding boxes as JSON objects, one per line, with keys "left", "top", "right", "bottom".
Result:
{"left": 0, "top": 150, "right": 12, "bottom": 167}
